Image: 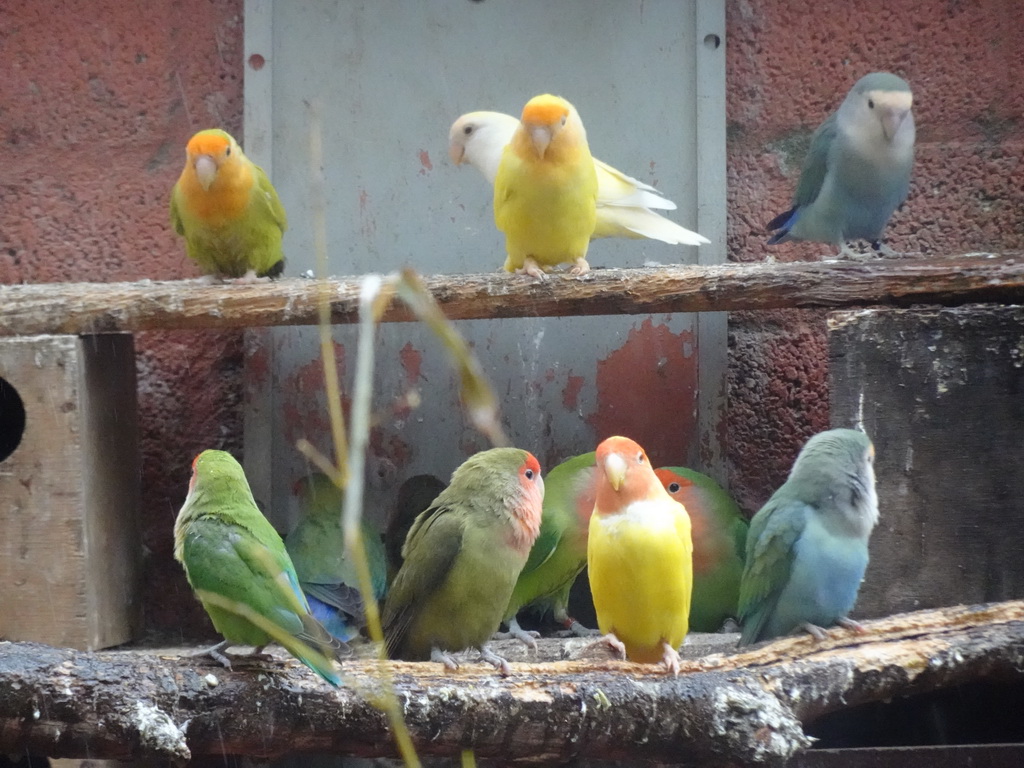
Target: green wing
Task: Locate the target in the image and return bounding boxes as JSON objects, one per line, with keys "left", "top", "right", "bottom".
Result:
{"left": 382, "top": 504, "right": 465, "bottom": 658}
{"left": 737, "top": 498, "right": 807, "bottom": 644}
{"left": 182, "top": 516, "right": 344, "bottom": 683}
{"left": 793, "top": 111, "right": 838, "bottom": 208}
{"left": 252, "top": 163, "right": 288, "bottom": 233}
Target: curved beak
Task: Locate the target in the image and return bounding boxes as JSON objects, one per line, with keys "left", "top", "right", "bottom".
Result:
{"left": 194, "top": 155, "right": 218, "bottom": 190}
{"left": 448, "top": 141, "right": 465, "bottom": 165}
{"left": 602, "top": 452, "right": 627, "bottom": 492}
{"left": 529, "top": 125, "right": 553, "bottom": 158}
{"left": 880, "top": 106, "right": 911, "bottom": 142}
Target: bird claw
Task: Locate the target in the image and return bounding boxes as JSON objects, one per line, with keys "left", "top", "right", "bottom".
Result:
{"left": 800, "top": 622, "right": 830, "bottom": 641}
{"left": 430, "top": 646, "right": 461, "bottom": 671}
{"left": 196, "top": 640, "right": 234, "bottom": 669}
{"left": 504, "top": 618, "right": 540, "bottom": 651}
{"left": 871, "top": 240, "right": 899, "bottom": 258}
{"left": 587, "top": 632, "right": 627, "bottom": 660}
{"left": 478, "top": 645, "right": 512, "bottom": 676}
{"left": 659, "top": 640, "right": 682, "bottom": 676}
{"left": 516, "top": 257, "right": 548, "bottom": 280}
{"left": 233, "top": 269, "right": 270, "bottom": 284}
{"left": 565, "top": 619, "right": 600, "bottom": 638}
{"left": 568, "top": 257, "right": 591, "bottom": 276}
{"left": 837, "top": 616, "right": 867, "bottom": 634}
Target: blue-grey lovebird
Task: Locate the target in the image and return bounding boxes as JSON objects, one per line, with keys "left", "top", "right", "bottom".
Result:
{"left": 767, "top": 72, "right": 915, "bottom": 258}
{"left": 738, "top": 429, "right": 878, "bottom": 646}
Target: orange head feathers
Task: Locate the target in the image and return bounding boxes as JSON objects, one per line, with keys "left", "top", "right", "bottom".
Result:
{"left": 513, "top": 94, "right": 586, "bottom": 160}
{"left": 182, "top": 129, "right": 245, "bottom": 192}
{"left": 594, "top": 436, "right": 665, "bottom": 513}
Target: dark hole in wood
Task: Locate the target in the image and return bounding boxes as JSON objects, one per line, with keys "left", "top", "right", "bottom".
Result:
{"left": 807, "top": 679, "right": 1024, "bottom": 749}
{"left": 0, "top": 376, "right": 26, "bottom": 462}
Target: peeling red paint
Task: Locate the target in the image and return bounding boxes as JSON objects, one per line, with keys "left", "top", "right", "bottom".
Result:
{"left": 399, "top": 342, "right": 424, "bottom": 385}
{"left": 562, "top": 374, "right": 585, "bottom": 411}
{"left": 586, "top": 318, "right": 697, "bottom": 467}
{"left": 418, "top": 149, "right": 433, "bottom": 173}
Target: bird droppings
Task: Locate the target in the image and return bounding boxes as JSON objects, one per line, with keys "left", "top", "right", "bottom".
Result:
{"left": 712, "top": 684, "right": 811, "bottom": 761}
{"left": 133, "top": 700, "right": 190, "bottom": 760}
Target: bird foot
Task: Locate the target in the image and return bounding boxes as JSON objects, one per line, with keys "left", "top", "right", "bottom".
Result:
{"left": 233, "top": 269, "right": 270, "bottom": 284}
{"left": 195, "top": 640, "right": 234, "bottom": 668}
{"left": 800, "top": 622, "right": 830, "bottom": 641}
{"left": 719, "top": 618, "right": 741, "bottom": 633}
{"left": 563, "top": 618, "right": 600, "bottom": 638}
{"left": 586, "top": 632, "right": 627, "bottom": 660}
{"left": 836, "top": 616, "right": 867, "bottom": 634}
{"left": 196, "top": 274, "right": 220, "bottom": 285}
{"left": 568, "top": 257, "right": 591, "bottom": 276}
{"left": 478, "top": 644, "right": 512, "bottom": 676}
{"left": 515, "top": 257, "right": 549, "bottom": 280}
{"left": 832, "top": 242, "right": 868, "bottom": 260}
{"left": 659, "top": 640, "right": 682, "bottom": 676}
{"left": 871, "top": 240, "right": 900, "bottom": 258}
{"left": 430, "top": 646, "right": 460, "bottom": 671}
{"left": 504, "top": 618, "right": 540, "bottom": 651}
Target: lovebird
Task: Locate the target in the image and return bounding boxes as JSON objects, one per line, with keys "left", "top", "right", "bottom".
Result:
{"left": 170, "top": 128, "right": 287, "bottom": 279}
{"left": 173, "top": 450, "right": 347, "bottom": 685}
{"left": 493, "top": 94, "right": 599, "bottom": 278}
{"left": 766, "top": 72, "right": 915, "bottom": 258}
{"left": 588, "top": 436, "right": 693, "bottom": 674}
{"left": 737, "top": 428, "right": 879, "bottom": 646}
{"left": 503, "top": 451, "right": 598, "bottom": 646}
{"left": 384, "top": 473, "right": 447, "bottom": 580}
{"left": 382, "top": 448, "right": 544, "bottom": 675}
{"left": 450, "top": 111, "right": 709, "bottom": 247}
{"left": 286, "top": 473, "right": 388, "bottom": 643}
{"left": 655, "top": 467, "right": 748, "bottom": 633}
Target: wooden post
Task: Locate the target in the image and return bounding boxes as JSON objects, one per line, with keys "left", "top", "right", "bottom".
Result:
{"left": 0, "top": 334, "right": 141, "bottom": 650}
{"left": 829, "top": 306, "right": 1024, "bottom": 618}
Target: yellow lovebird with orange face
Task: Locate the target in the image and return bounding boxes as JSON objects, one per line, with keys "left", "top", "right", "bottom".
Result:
{"left": 170, "top": 129, "right": 287, "bottom": 280}
{"left": 493, "top": 94, "right": 599, "bottom": 279}
{"left": 588, "top": 436, "right": 693, "bottom": 675}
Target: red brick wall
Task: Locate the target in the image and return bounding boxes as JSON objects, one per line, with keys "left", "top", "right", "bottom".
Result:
{"left": 725, "top": 0, "right": 1024, "bottom": 514}
{"left": 0, "top": 0, "right": 246, "bottom": 636}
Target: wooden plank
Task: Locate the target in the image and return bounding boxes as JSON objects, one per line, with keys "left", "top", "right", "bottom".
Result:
{"left": 0, "top": 335, "right": 140, "bottom": 649}
{"left": 829, "top": 306, "right": 1024, "bottom": 618}
{"left": 0, "top": 255, "right": 1021, "bottom": 337}
{"left": 0, "top": 601, "right": 1021, "bottom": 763}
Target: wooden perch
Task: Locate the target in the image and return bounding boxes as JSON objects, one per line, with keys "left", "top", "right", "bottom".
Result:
{"left": 1, "top": 253, "right": 1022, "bottom": 336}
{"left": 0, "top": 601, "right": 1022, "bottom": 765}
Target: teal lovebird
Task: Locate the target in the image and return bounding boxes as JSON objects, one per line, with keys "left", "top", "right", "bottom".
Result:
{"left": 767, "top": 72, "right": 914, "bottom": 258}
{"left": 503, "top": 451, "right": 598, "bottom": 646}
{"left": 286, "top": 473, "right": 388, "bottom": 643}
{"left": 382, "top": 448, "right": 544, "bottom": 675}
{"left": 655, "top": 466, "right": 747, "bottom": 633}
{"left": 738, "top": 429, "right": 879, "bottom": 646}
{"left": 174, "top": 450, "right": 347, "bottom": 685}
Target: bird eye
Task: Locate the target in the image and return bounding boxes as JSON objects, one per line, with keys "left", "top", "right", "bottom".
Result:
{"left": 636, "top": 452, "right": 645, "bottom": 464}
{"left": 560, "top": 116, "right": 567, "bottom": 126}
{"left": 668, "top": 482, "right": 680, "bottom": 493}
{"left": 524, "top": 468, "right": 535, "bottom": 480}
{"left": 463, "top": 125, "right": 474, "bottom": 135}
{"left": 867, "top": 99, "right": 875, "bottom": 109}
{"left": 225, "top": 147, "right": 231, "bottom": 156}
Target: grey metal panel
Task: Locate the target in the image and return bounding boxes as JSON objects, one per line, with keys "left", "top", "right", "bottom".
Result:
{"left": 243, "top": 0, "right": 726, "bottom": 529}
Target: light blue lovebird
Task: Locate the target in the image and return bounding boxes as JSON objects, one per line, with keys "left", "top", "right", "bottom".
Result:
{"left": 738, "top": 429, "right": 879, "bottom": 646}
{"left": 766, "top": 72, "right": 915, "bottom": 259}
{"left": 286, "top": 473, "right": 389, "bottom": 643}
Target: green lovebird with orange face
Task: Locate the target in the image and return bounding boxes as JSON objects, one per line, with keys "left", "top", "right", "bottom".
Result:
{"left": 170, "top": 128, "right": 286, "bottom": 279}
{"left": 655, "top": 466, "right": 747, "bottom": 632}
{"left": 503, "top": 451, "right": 598, "bottom": 645}
{"left": 174, "top": 450, "right": 346, "bottom": 685}
{"left": 382, "top": 448, "right": 544, "bottom": 675}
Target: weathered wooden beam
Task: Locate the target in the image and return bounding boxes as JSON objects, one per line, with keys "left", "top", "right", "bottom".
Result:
{"left": 0, "top": 601, "right": 1021, "bottom": 765}
{"left": 0, "top": 254, "right": 1021, "bottom": 336}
